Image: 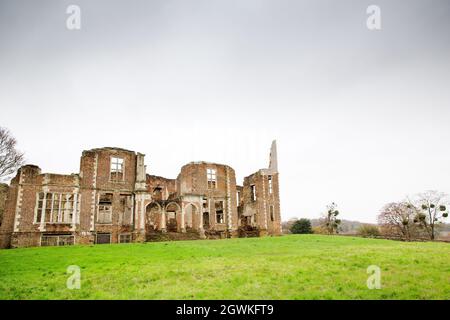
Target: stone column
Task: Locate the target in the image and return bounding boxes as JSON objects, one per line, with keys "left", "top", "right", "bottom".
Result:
{"left": 39, "top": 191, "right": 48, "bottom": 231}
{"left": 181, "top": 204, "right": 186, "bottom": 233}
{"left": 71, "top": 193, "right": 78, "bottom": 231}
{"left": 161, "top": 209, "right": 166, "bottom": 233}
{"left": 13, "top": 169, "right": 24, "bottom": 233}
{"left": 199, "top": 206, "right": 203, "bottom": 229}
{"left": 134, "top": 153, "right": 148, "bottom": 242}
{"left": 262, "top": 174, "right": 268, "bottom": 230}
{"left": 39, "top": 192, "right": 47, "bottom": 232}
{"left": 135, "top": 153, "right": 146, "bottom": 187}
{"left": 225, "top": 167, "right": 233, "bottom": 233}
{"left": 140, "top": 198, "right": 145, "bottom": 233}
{"left": 132, "top": 195, "right": 147, "bottom": 243}
{"left": 198, "top": 205, "right": 205, "bottom": 238}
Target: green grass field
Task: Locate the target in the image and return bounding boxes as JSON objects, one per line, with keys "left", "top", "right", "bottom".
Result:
{"left": 0, "top": 235, "right": 449, "bottom": 300}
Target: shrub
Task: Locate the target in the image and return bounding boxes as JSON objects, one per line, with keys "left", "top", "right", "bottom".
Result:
{"left": 290, "top": 218, "right": 313, "bottom": 234}
{"left": 358, "top": 224, "right": 380, "bottom": 237}
{"left": 312, "top": 226, "right": 328, "bottom": 234}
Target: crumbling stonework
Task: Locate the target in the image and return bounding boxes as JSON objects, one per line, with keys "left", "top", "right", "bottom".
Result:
{"left": 0, "top": 141, "right": 281, "bottom": 248}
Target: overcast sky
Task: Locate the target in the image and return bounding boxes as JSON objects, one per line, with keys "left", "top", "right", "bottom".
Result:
{"left": 1, "top": 0, "right": 450, "bottom": 223}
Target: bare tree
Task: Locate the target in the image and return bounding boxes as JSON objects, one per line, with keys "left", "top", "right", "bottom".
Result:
{"left": 412, "top": 190, "right": 449, "bottom": 240}
{"left": 377, "top": 202, "right": 419, "bottom": 240}
{"left": 321, "top": 202, "right": 341, "bottom": 234}
{"left": 0, "top": 127, "right": 24, "bottom": 181}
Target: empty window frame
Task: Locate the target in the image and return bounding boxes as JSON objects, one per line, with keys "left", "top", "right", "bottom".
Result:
{"left": 268, "top": 175, "right": 273, "bottom": 194}
{"left": 236, "top": 191, "right": 240, "bottom": 207}
{"left": 215, "top": 200, "right": 224, "bottom": 224}
{"left": 110, "top": 157, "right": 124, "bottom": 181}
{"left": 96, "top": 233, "right": 111, "bottom": 244}
{"left": 98, "top": 193, "right": 113, "bottom": 224}
{"left": 41, "top": 234, "right": 74, "bottom": 246}
{"left": 207, "top": 168, "right": 217, "bottom": 189}
{"left": 35, "top": 192, "right": 79, "bottom": 224}
{"left": 119, "top": 234, "right": 132, "bottom": 243}
{"left": 270, "top": 205, "right": 274, "bottom": 222}
{"left": 202, "top": 198, "right": 208, "bottom": 210}
{"left": 251, "top": 185, "right": 257, "bottom": 201}
{"left": 119, "top": 194, "right": 133, "bottom": 225}
{"left": 202, "top": 198, "right": 210, "bottom": 227}
{"left": 36, "top": 192, "right": 44, "bottom": 222}
{"left": 203, "top": 212, "right": 210, "bottom": 229}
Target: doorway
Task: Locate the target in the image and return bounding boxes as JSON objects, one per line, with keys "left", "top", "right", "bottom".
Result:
{"left": 203, "top": 212, "right": 210, "bottom": 230}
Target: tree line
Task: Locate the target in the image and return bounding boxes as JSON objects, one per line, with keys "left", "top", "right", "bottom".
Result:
{"left": 287, "top": 192, "right": 449, "bottom": 241}
{"left": 378, "top": 190, "right": 448, "bottom": 241}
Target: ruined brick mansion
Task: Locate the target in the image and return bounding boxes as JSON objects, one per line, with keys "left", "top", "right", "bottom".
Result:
{"left": 0, "top": 141, "right": 281, "bottom": 248}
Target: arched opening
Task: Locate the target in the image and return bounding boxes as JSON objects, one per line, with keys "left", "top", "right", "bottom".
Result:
{"left": 165, "top": 202, "right": 181, "bottom": 232}
{"left": 145, "top": 202, "right": 161, "bottom": 233}
{"left": 184, "top": 203, "right": 197, "bottom": 231}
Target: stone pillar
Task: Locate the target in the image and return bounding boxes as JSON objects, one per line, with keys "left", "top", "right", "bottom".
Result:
{"left": 131, "top": 194, "right": 135, "bottom": 226}
{"left": 225, "top": 167, "right": 232, "bottom": 231}
{"left": 13, "top": 169, "right": 25, "bottom": 233}
{"left": 132, "top": 194, "right": 148, "bottom": 242}
{"left": 199, "top": 206, "right": 203, "bottom": 229}
{"left": 198, "top": 206, "right": 205, "bottom": 239}
{"left": 133, "top": 153, "right": 148, "bottom": 242}
{"left": 140, "top": 198, "right": 145, "bottom": 233}
{"left": 39, "top": 192, "right": 47, "bottom": 232}
{"left": 71, "top": 193, "right": 78, "bottom": 231}
{"left": 134, "top": 197, "right": 140, "bottom": 230}
{"left": 135, "top": 153, "right": 147, "bottom": 191}
{"left": 262, "top": 173, "right": 268, "bottom": 230}
{"left": 134, "top": 194, "right": 147, "bottom": 233}
{"left": 181, "top": 204, "right": 186, "bottom": 233}
{"left": 161, "top": 209, "right": 166, "bottom": 233}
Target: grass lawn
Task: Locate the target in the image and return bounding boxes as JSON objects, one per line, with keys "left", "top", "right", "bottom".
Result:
{"left": 0, "top": 234, "right": 449, "bottom": 300}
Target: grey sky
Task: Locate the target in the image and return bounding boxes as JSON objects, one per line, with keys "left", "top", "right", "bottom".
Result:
{"left": 1, "top": 0, "right": 450, "bottom": 223}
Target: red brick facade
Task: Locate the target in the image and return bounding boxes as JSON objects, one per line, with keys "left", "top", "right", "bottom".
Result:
{"left": 0, "top": 142, "right": 281, "bottom": 248}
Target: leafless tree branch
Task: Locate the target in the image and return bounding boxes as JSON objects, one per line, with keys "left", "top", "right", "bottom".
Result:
{"left": 0, "top": 127, "right": 24, "bottom": 181}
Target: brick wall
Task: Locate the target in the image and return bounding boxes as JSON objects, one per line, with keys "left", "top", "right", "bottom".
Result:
{"left": 243, "top": 170, "right": 281, "bottom": 235}
{"left": 147, "top": 175, "right": 176, "bottom": 200}
{"left": 177, "top": 162, "right": 238, "bottom": 234}
{"left": 0, "top": 182, "right": 17, "bottom": 248}
{"left": 0, "top": 183, "right": 8, "bottom": 227}
{"left": 79, "top": 148, "right": 137, "bottom": 244}
{"left": 0, "top": 143, "right": 280, "bottom": 248}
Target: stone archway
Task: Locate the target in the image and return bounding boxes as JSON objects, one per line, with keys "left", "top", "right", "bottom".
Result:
{"left": 184, "top": 203, "right": 198, "bottom": 231}
{"left": 165, "top": 202, "right": 181, "bottom": 232}
{"left": 145, "top": 202, "right": 162, "bottom": 234}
